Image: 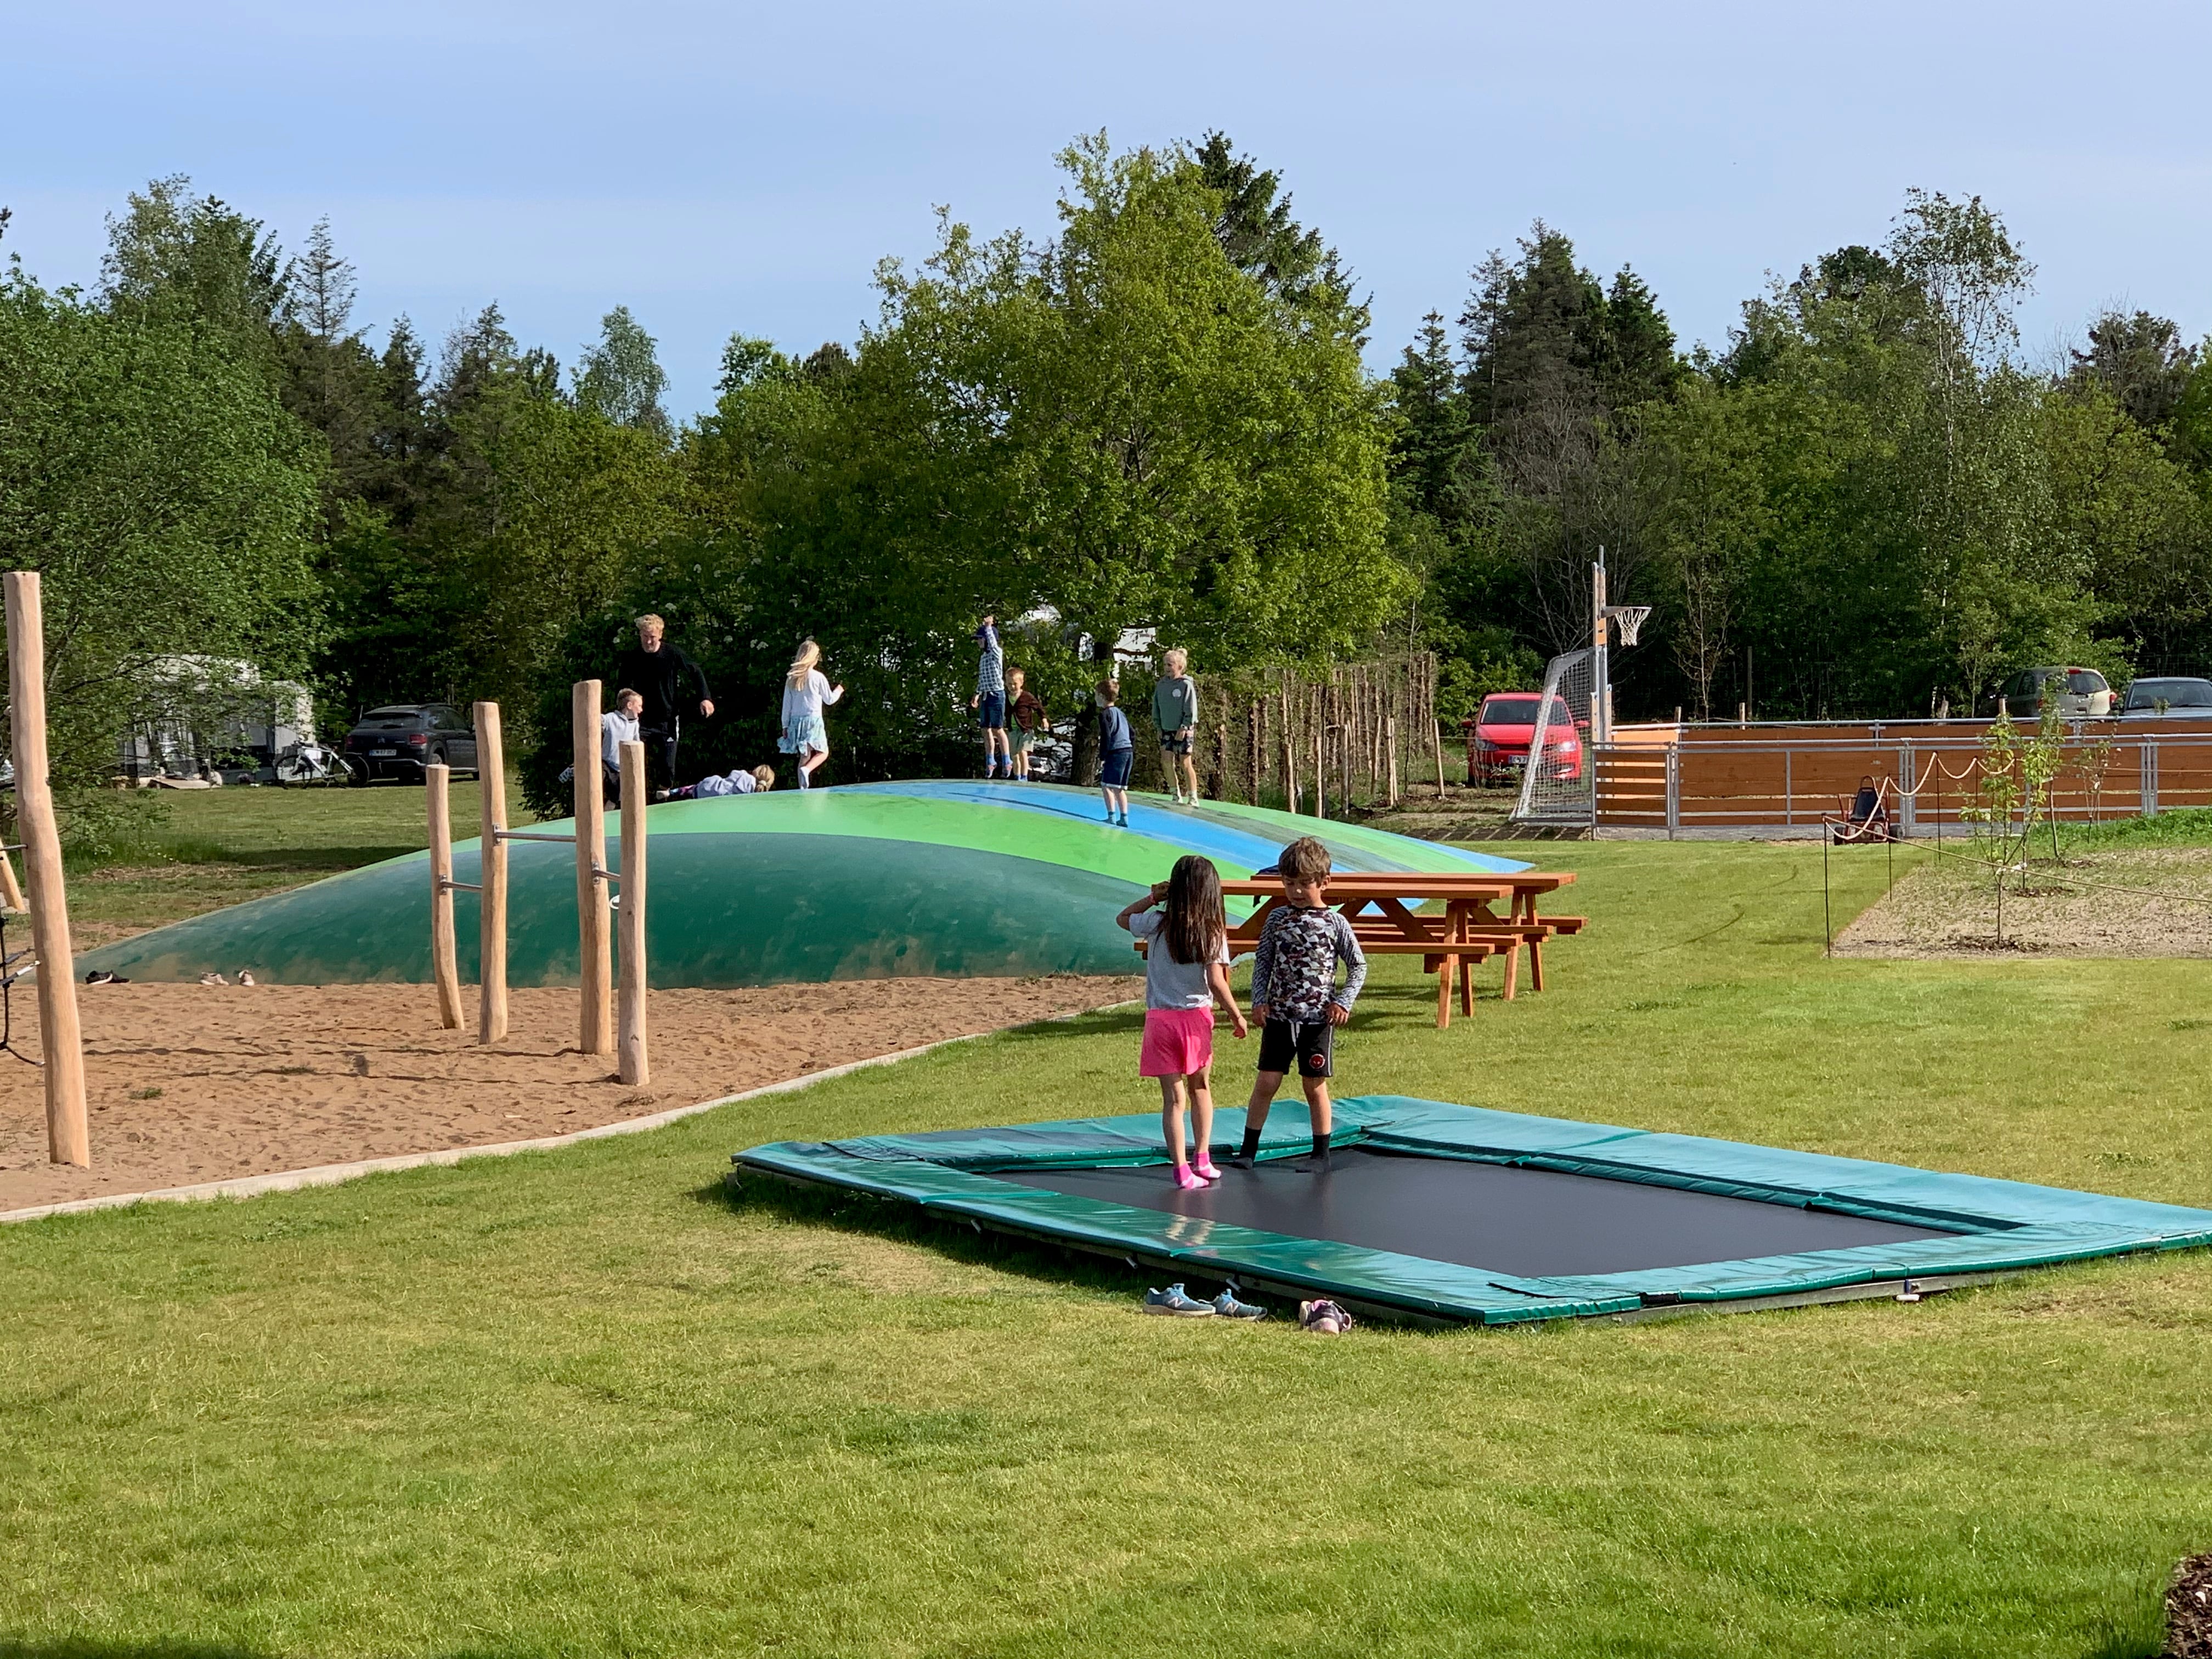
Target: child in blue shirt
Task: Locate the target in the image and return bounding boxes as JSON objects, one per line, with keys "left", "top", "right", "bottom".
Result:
{"left": 1096, "top": 679, "right": 1133, "bottom": 826}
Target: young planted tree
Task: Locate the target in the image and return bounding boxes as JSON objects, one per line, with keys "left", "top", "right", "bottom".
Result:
{"left": 1961, "top": 702, "right": 2067, "bottom": 945}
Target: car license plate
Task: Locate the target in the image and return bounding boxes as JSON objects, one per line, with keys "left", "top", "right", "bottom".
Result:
{"left": 371, "top": 748, "right": 397, "bottom": 757}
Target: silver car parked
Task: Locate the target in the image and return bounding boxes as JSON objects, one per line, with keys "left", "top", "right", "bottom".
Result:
{"left": 2121, "top": 676, "right": 2212, "bottom": 716}
{"left": 2001, "top": 666, "right": 2113, "bottom": 719}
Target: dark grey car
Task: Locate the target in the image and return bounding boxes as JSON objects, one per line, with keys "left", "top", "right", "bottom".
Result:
{"left": 343, "top": 704, "right": 480, "bottom": 783}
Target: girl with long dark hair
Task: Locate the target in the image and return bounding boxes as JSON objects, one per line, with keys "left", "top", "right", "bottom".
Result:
{"left": 1117, "top": 855, "right": 1248, "bottom": 1189}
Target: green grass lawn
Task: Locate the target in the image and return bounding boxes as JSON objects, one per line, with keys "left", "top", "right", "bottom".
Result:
{"left": 4, "top": 837, "right": 2210, "bottom": 1656}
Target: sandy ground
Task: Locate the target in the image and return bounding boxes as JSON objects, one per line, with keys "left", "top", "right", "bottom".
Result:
{"left": 1836, "top": 846, "right": 2212, "bottom": 958}
{"left": 0, "top": 975, "right": 1139, "bottom": 1214}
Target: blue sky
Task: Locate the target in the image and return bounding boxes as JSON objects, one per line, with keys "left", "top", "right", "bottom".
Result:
{"left": 8, "top": 1, "right": 2208, "bottom": 417}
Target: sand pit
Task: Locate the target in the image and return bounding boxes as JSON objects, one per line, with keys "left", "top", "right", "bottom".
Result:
{"left": 0, "top": 974, "right": 1138, "bottom": 1214}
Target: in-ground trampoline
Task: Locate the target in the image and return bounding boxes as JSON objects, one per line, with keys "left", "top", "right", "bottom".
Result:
{"left": 733, "top": 1097, "right": 2212, "bottom": 1324}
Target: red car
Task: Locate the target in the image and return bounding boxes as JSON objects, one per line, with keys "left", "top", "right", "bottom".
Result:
{"left": 1464, "top": 692, "right": 1583, "bottom": 786}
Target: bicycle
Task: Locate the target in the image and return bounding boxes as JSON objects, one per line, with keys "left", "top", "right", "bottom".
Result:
{"left": 273, "top": 740, "right": 361, "bottom": 788}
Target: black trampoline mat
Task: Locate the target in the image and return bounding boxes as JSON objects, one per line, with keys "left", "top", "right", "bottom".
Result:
{"left": 1005, "top": 1149, "right": 1952, "bottom": 1279}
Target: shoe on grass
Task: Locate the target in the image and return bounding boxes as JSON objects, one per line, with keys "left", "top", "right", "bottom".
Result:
{"left": 1212, "top": 1289, "right": 1267, "bottom": 1319}
{"left": 1144, "top": 1283, "right": 1215, "bottom": 1317}
{"left": 1297, "top": 1299, "right": 1354, "bottom": 1335}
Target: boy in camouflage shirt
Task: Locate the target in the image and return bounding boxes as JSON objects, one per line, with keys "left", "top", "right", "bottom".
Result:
{"left": 1234, "top": 835, "right": 1366, "bottom": 1171}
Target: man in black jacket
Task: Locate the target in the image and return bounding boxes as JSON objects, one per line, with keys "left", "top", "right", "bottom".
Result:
{"left": 613, "top": 613, "right": 714, "bottom": 789}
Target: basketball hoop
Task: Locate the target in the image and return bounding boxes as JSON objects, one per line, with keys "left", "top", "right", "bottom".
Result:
{"left": 1603, "top": 605, "right": 1652, "bottom": 648}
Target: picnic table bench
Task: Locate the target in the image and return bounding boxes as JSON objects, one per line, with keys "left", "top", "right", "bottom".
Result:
{"left": 1135, "top": 870, "right": 1581, "bottom": 1030}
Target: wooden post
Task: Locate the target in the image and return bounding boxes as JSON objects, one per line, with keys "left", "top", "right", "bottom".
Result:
{"left": 4, "top": 572, "right": 88, "bottom": 1167}
{"left": 475, "top": 700, "right": 508, "bottom": 1045}
{"left": 0, "top": 847, "right": 23, "bottom": 912}
{"left": 572, "top": 680, "right": 612, "bottom": 1056}
{"left": 1300, "top": 708, "right": 1318, "bottom": 827}
{"left": 426, "top": 764, "right": 464, "bottom": 1029}
{"left": 1435, "top": 720, "right": 1448, "bottom": 799}
{"left": 618, "top": 738, "right": 649, "bottom": 1086}
{"left": 1283, "top": 692, "right": 1299, "bottom": 814}
{"left": 1386, "top": 715, "right": 1400, "bottom": 807}
{"left": 1248, "top": 698, "right": 1261, "bottom": 806}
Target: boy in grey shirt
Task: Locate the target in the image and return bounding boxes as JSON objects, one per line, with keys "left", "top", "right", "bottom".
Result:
{"left": 1150, "top": 647, "right": 1200, "bottom": 804}
{"left": 1235, "top": 834, "right": 1365, "bottom": 1171}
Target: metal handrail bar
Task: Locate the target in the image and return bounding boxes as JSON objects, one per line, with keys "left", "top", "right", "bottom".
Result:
{"left": 1598, "top": 735, "right": 2212, "bottom": 756}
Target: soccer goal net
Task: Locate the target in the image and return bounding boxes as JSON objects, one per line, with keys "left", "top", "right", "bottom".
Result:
{"left": 1511, "top": 648, "right": 1596, "bottom": 825}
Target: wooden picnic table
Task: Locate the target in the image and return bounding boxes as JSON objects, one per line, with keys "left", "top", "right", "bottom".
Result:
{"left": 1135, "top": 870, "right": 1582, "bottom": 1031}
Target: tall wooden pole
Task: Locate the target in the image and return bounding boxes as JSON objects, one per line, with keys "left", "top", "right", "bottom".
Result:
{"left": 5, "top": 573, "right": 88, "bottom": 1167}
{"left": 1300, "top": 703, "right": 1318, "bottom": 827}
{"left": 572, "top": 680, "right": 612, "bottom": 1056}
{"left": 426, "top": 763, "right": 463, "bottom": 1029}
{"left": 475, "top": 701, "right": 508, "bottom": 1044}
{"left": 617, "top": 738, "right": 649, "bottom": 1086}
{"left": 0, "top": 848, "right": 24, "bottom": 913}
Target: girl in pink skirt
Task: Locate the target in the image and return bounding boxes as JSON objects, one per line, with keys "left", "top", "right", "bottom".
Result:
{"left": 1118, "top": 855, "right": 1249, "bottom": 1189}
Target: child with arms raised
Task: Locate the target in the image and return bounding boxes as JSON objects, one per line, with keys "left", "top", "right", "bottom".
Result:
{"left": 1118, "top": 855, "right": 1248, "bottom": 1189}
{"left": 1236, "top": 834, "right": 1365, "bottom": 1172}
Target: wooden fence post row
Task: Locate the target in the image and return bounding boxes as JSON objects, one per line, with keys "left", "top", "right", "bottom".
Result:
{"left": 1594, "top": 725, "right": 2212, "bottom": 832}
{"left": 4, "top": 572, "right": 89, "bottom": 1169}
{"left": 433, "top": 689, "right": 625, "bottom": 1054}
{"left": 1123, "top": 654, "right": 1440, "bottom": 816}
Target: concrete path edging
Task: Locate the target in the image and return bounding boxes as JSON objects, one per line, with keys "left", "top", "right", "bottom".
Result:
{"left": 0, "top": 1027, "right": 998, "bottom": 1228}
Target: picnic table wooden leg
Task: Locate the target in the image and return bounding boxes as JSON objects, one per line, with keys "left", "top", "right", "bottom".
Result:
{"left": 1435, "top": 951, "right": 1453, "bottom": 1030}
{"left": 1500, "top": 938, "right": 1521, "bottom": 1001}
{"left": 1528, "top": 937, "right": 1546, "bottom": 992}
{"left": 1460, "top": 950, "right": 1475, "bottom": 1017}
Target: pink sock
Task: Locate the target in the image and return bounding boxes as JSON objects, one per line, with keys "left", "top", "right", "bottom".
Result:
{"left": 1173, "top": 1164, "right": 1204, "bottom": 1191}
{"left": 1193, "top": 1157, "right": 1221, "bottom": 1181}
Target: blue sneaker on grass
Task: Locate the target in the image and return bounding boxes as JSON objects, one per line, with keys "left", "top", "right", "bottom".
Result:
{"left": 1211, "top": 1289, "right": 1267, "bottom": 1319}
{"left": 1143, "top": 1283, "right": 1214, "bottom": 1317}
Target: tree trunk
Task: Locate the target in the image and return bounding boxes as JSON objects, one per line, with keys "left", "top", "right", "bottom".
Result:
{"left": 1072, "top": 631, "right": 1114, "bottom": 787}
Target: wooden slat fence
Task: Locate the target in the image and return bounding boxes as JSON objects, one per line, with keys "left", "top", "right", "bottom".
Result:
{"left": 1592, "top": 719, "right": 2212, "bottom": 833}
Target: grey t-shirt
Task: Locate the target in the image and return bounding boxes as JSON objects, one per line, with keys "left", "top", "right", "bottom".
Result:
{"left": 1128, "top": 909, "right": 1227, "bottom": 1011}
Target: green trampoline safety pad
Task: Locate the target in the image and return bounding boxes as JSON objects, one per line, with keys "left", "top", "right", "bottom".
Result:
{"left": 733, "top": 1097, "right": 2212, "bottom": 1324}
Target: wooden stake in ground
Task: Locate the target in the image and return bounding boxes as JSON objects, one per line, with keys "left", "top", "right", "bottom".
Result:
{"left": 1435, "top": 720, "right": 1448, "bottom": 799}
{"left": 571, "top": 680, "right": 612, "bottom": 1056}
{"left": 618, "top": 738, "right": 649, "bottom": 1086}
{"left": 4, "top": 572, "right": 88, "bottom": 1167}
{"left": 475, "top": 701, "right": 508, "bottom": 1044}
{"left": 1386, "top": 714, "right": 1400, "bottom": 807}
{"left": 0, "top": 847, "right": 24, "bottom": 913}
{"left": 425, "top": 763, "right": 464, "bottom": 1029}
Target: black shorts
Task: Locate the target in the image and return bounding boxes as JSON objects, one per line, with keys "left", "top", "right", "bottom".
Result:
{"left": 1256, "top": 1016, "right": 1333, "bottom": 1079}
{"left": 1159, "top": 731, "right": 1193, "bottom": 756}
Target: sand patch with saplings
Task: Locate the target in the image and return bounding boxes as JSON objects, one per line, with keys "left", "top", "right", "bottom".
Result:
{"left": 0, "top": 974, "right": 1139, "bottom": 1214}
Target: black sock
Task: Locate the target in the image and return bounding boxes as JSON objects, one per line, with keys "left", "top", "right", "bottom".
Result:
{"left": 1238, "top": 1126, "right": 1262, "bottom": 1161}
{"left": 1310, "top": 1133, "right": 1331, "bottom": 1163}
